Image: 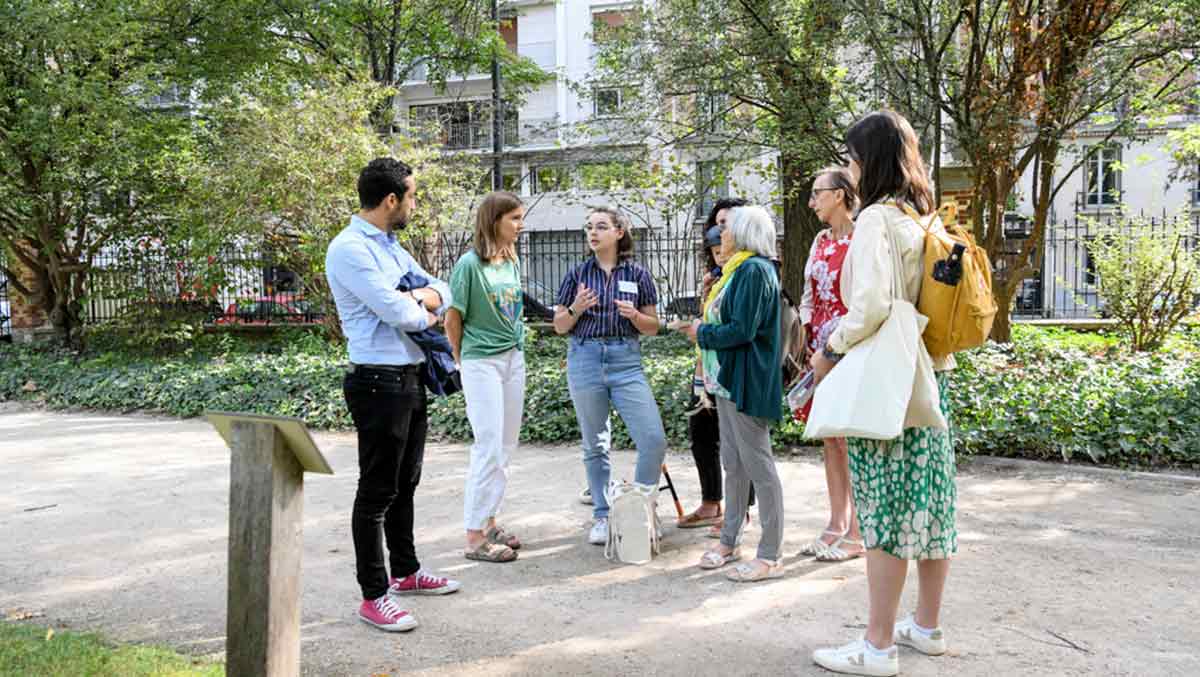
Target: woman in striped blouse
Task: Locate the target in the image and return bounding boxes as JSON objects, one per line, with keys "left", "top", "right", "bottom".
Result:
{"left": 554, "top": 206, "right": 668, "bottom": 547}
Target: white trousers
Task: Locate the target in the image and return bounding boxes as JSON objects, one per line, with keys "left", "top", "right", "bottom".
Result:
{"left": 461, "top": 348, "right": 526, "bottom": 531}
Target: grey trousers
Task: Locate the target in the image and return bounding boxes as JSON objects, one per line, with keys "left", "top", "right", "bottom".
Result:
{"left": 716, "top": 396, "right": 784, "bottom": 562}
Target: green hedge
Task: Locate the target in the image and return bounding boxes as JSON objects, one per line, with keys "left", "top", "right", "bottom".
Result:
{"left": 2, "top": 325, "right": 1197, "bottom": 468}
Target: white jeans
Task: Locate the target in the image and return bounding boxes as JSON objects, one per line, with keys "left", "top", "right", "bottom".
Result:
{"left": 461, "top": 348, "right": 526, "bottom": 531}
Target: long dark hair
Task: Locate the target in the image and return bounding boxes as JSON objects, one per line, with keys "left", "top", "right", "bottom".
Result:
{"left": 844, "top": 111, "right": 935, "bottom": 216}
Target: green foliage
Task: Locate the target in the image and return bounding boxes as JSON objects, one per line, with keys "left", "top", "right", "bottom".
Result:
{"left": 1085, "top": 214, "right": 1200, "bottom": 351}
{"left": 3, "top": 326, "right": 1198, "bottom": 468}
{"left": 0, "top": 623, "right": 223, "bottom": 676}
{"left": 175, "top": 81, "right": 485, "bottom": 341}
{"left": 0, "top": 0, "right": 273, "bottom": 344}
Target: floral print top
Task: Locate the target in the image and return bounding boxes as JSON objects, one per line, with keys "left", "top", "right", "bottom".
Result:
{"left": 797, "top": 229, "right": 852, "bottom": 421}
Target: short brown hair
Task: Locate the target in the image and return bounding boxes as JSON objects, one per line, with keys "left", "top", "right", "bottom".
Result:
{"left": 473, "top": 191, "right": 523, "bottom": 261}
{"left": 813, "top": 166, "right": 859, "bottom": 212}
{"left": 589, "top": 206, "right": 635, "bottom": 260}
{"left": 845, "top": 110, "right": 935, "bottom": 216}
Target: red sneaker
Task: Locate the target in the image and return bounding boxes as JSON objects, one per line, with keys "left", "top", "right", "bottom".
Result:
{"left": 389, "top": 569, "right": 462, "bottom": 596}
{"left": 357, "top": 596, "right": 418, "bottom": 632}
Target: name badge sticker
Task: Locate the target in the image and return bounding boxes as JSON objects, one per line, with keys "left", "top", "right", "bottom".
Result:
{"left": 617, "top": 280, "right": 639, "bottom": 296}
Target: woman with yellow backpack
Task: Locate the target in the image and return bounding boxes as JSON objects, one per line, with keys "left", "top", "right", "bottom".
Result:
{"left": 809, "top": 111, "right": 965, "bottom": 677}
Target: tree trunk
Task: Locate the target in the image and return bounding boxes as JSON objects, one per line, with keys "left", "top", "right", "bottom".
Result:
{"left": 780, "top": 154, "right": 822, "bottom": 303}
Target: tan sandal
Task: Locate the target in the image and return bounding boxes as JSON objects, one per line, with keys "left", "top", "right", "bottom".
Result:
{"left": 485, "top": 525, "right": 521, "bottom": 550}
{"left": 464, "top": 540, "right": 517, "bottom": 563}
{"left": 677, "top": 507, "right": 722, "bottom": 529}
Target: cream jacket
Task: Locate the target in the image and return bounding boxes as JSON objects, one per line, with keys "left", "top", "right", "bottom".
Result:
{"left": 827, "top": 203, "right": 956, "bottom": 372}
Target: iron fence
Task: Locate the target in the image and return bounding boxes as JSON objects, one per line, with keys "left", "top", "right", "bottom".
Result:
{"left": 70, "top": 212, "right": 1200, "bottom": 329}
{"left": 1009, "top": 212, "right": 1200, "bottom": 319}
{"left": 84, "top": 243, "right": 322, "bottom": 326}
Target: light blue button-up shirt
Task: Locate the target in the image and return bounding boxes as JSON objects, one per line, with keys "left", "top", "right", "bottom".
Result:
{"left": 325, "top": 215, "right": 452, "bottom": 366}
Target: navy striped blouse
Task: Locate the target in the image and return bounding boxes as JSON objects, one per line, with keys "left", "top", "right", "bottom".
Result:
{"left": 555, "top": 257, "right": 658, "bottom": 338}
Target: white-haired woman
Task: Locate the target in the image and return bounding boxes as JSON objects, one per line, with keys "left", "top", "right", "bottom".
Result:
{"left": 680, "top": 205, "right": 785, "bottom": 582}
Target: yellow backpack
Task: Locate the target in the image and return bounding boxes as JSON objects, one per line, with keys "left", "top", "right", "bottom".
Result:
{"left": 897, "top": 202, "right": 997, "bottom": 358}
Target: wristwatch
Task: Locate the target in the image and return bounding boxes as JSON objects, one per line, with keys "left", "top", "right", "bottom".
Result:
{"left": 822, "top": 345, "right": 843, "bottom": 361}
{"left": 566, "top": 306, "right": 576, "bottom": 317}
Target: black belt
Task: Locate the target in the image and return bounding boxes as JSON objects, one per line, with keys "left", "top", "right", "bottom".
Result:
{"left": 348, "top": 363, "right": 420, "bottom": 375}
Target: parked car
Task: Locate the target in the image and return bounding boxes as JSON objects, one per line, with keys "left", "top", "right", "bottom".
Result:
{"left": 215, "top": 294, "right": 323, "bottom": 325}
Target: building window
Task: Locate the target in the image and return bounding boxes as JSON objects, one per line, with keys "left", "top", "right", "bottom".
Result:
{"left": 695, "top": 160, "right": 730, "bottom": 220}
{"left": 481, "top": 167, "right": 523, "bottom": 193}
{"left": 1192, "top": 164, "right": 1200, "bottom": 206}
{"left": 532, "top": 166, "right": 571, "bottom": 194}
{"left": 592, "top": 9, "right": 636, "bottom": 45}
{"left": 594, "top": 88, "right": 623, "bottom": 117}
{"left": 409, "top": 100, "right": 518, "bottom": 150}
{"left": 578, "top": 162, "right": 632, "bottom": 191}
{"left": 1084, "top": 145, "right": 1122, "bottom": 207}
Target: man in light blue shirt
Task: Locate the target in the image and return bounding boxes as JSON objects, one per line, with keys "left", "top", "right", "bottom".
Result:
{"left": 326, "top": 158, "right": 461, "bottom": 633}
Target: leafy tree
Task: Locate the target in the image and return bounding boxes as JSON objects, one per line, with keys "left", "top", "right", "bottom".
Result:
{"left": 0, "top": 0, "right": 273, "bottom": 345}
{"left": 266, "top": 0, "right": 552, "bottom": 129}
{"left": 1087, "top": 213, "right": 1200, "bottom": 351}
{"left": 850, "top": 0, "right": 1200, "bottom": 340}
{"left": 175, "top": 82, "right": 483, "bottom": 339}
{"left": 581, "top": 0, "right": 849, "bottom": 299}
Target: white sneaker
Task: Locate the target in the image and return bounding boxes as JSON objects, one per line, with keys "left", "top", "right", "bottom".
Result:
{"left": 588, "top": 518, "right": 609, "bottom": 545}
{"left": 894, "top": 615, "right": 946, "bottom": 655}
{"left": 579, "top": 487, "right": 593, "bottom": 505}
{"left": 812, "top": 638, "right": 898, "bottom": 676}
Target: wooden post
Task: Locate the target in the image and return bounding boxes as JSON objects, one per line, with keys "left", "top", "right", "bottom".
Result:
{"left": 226, "top": 420, "right": 304, "bottom": 677}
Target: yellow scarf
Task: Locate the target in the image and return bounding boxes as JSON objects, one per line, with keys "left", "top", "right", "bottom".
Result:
{"left": 703, "top": 250, "right": 754, "bottom": 316}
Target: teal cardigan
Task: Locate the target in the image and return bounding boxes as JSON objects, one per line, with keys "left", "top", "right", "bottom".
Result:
{"left": 697, "top": 256, "right": 782, "bottom": 421}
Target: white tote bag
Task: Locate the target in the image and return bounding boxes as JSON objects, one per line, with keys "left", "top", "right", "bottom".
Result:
{"left": 804, "top": 219, "right": 946, "bottom": 440}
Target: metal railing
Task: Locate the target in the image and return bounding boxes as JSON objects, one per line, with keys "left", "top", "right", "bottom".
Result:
{"left": 424, "top": 116, "right": 559, "bottom": 150}
{"left": 1012, "top": 212, "right": 1200, "bottom": 319}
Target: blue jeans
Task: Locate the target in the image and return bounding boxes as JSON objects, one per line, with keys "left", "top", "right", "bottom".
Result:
{"left": 567, "top": 336, "right": 667, "bottom": 519}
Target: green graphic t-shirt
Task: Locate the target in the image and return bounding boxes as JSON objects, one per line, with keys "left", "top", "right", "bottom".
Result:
{"left": 449, "top": 250, "right": 525, "bottom": 360}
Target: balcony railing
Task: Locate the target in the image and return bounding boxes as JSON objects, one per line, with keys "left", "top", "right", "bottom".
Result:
{"left": 424, "top": 116, "right": 559, "bottom": 150}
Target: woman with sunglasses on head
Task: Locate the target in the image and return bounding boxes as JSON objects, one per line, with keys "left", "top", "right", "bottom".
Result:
{"left": 811, "top": 111, "right": 958, "bottom": 677}
{"left": 554, "top": 206, "right": 667, "bottom": 547}
{"left": 795, "top": 167, "right": 864, "bottom": 563}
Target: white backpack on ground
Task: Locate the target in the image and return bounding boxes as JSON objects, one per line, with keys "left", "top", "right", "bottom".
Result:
{"left": 604, "top": 480, "right": 660, "bottom": 565}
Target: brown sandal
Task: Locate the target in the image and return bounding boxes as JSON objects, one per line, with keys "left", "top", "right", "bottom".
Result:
{"left": 677, "top": 508, "right": 723, "bottom": 529}
{"left": 464, "top": 540, "right": 517, "bottom": 563}
{"left": 485, "top": 525, "right": 521, "bottom": 550}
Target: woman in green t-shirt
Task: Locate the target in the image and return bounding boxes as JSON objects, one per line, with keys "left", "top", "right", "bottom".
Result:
{"left": 445, "top": 191, "right": 527, "bottom": 563}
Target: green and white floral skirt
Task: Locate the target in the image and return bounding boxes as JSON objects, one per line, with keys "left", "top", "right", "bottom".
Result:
{"left": 846, "top": 373, "right": 957, "bottom": 560}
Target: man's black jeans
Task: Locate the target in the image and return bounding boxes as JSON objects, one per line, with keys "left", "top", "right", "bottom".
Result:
{"left": 343, "top": 365, "right": 428, "bottom": 601}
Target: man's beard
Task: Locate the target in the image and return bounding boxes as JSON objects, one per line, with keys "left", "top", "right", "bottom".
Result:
{"left": 388, "top": 209, "right": 408, "bottom": 232}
